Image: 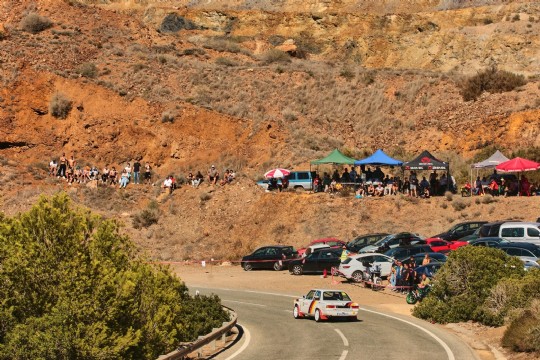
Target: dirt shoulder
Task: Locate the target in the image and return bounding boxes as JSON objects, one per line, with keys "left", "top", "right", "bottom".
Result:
{"left": 170, "top": 263, "right": 526, "bottom": 360}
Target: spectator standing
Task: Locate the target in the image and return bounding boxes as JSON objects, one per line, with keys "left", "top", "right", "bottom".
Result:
{"left": 133, "top": 160, "right": 141, "bottom": 185}
{"left": 58, "top": 153, "right": 67, "bottom": 178}
{"left": 68, "top": 155, "right": 76, "bottom": 172}
{"left": 350, "top": 167, "right": 357, "bottom": 183}
{"left": 340, "top": 246, "right": 350, "bottom": 263}
{"left": 144, "top": 163, "right": 152, "bottom": 184}
{"left": 102, "top": 165, "right": 110, "bottom": 183}
{"left": 323, "top": 173, "right": 332, "bottom": 192}
{"left": 125, "top": 163, "right": 132, "bottom": 182}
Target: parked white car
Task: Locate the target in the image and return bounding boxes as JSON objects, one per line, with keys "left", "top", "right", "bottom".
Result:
{"left": 293, "top": 289, "right": 359, "bottom": 322}
{"left": 338, "top": 253, "right": 394, "bottom": 282}
{"left": 499, "top": 222, "right": 540, "bottom": 245}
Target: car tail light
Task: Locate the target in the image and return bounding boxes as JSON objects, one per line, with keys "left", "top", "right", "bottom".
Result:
{"left": 326, "top": 305, "right": 336, "bottom": 309}
{"left": 349, "top": 303, "right": 359, "bottom": 309}
{"left": 342, "top": 265, "right": 350, "bottom": 269}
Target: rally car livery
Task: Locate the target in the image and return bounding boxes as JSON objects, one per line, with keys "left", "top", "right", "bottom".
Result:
{"left": 293, "top": 289, "right": 359, "bottom": 322}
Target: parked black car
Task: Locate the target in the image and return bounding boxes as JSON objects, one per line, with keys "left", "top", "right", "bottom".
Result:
{"left": 346, "top": 233, "right": 389, "bottom": 253}
{"left": 384, "top": 245, "right": 434, "bottom": 261}
{"left": 364, "top": 232, "right": 425, "bottom": 254}
{"left": 414, "top": 263, "right": 443, "bottom": 279}
{"left": 241, "top": 245, "right": 298, "bottom": 271}
{"left": 495, "top": 242, "right": 540, "bottom": 259}
{"left": 430, "top": 221, "right": 487, "bottom": 241}
{"left": 288, "top": 248, "right": 342, "bottom": 275}
{"left": 469, "top": 237, "right": 508, "bottom": 247}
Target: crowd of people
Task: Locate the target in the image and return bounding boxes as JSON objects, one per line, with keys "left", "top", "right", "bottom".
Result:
{"left": 312, "top": 166, "right": 457, "bottom": 198}
{"left": 461, "top": 170, "right": 537, "bottom": 197}
{"left": 48, "top": 153, "right": 236, "bottom": 192}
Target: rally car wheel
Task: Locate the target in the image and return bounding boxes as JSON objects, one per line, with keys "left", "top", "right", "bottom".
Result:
{"left": 292, "top": 265, "right": 303, "bottom": 275}
{"left": 293, "top": 306, "right": 301, "bottom": 319}
{"left": 314, "top": 309, "right": 322, "bottom": 322}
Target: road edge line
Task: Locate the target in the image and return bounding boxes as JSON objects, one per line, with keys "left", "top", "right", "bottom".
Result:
{"left": 223, "top": 323, "right": 251, "bottom": 360}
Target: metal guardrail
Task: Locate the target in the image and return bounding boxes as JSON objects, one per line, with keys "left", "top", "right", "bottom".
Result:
{"left": 157, "top": 307, "right": 238, "bottom": 360}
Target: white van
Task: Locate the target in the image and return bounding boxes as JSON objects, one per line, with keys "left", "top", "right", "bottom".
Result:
{"left": 499, "top": 222, "right": 540, "bottom": 245}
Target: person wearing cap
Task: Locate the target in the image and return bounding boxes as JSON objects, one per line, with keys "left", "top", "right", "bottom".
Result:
{"left": 339, "top": 245, "right": 350, "bottom": 263}
{"left": 208, "top": 165, "right": 219, "bottom": 185}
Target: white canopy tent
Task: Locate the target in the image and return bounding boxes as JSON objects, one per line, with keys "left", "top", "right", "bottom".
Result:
{"left": 469, "top": 150, "right": 510, "bottom": 195}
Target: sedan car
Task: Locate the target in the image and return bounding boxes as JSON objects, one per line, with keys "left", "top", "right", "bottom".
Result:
{"left": 241, "top": 245, "right": 298, "bottom": 271}
{"left": 346, "top": 233, "right": 389, "bottom": 253}
{"left": 338, "top": 253, "right": 394, "bottom": 282}
{"left": 383, "top": 245, "right": 434, "bottom": 261}
{"left": 297, "top": 237, "right": 346, "bottom": 257}
{"left": 293, "top": 289, "right": 359, "bottom": 322}
{"left": 360, "top": 232, "right": 425, "bottom": 253}
{"left": 288, "top": 248, "right": 342, "bottom": 275}
{"left": 428, "top": 221, "right": 487, "bottom": 241}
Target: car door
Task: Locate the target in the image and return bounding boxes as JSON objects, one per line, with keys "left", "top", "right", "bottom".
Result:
{"left": 317, "top": 251, "right": 341, "bottom": 273}
{"left": 450, "top": 224, "right": 468, "bottom": 240}
{"left": 260, "top": 247, "right": 278, "bottom": 269}
{"left": 249, "top": 248, "right": 268, "bottom": 269}
{"left": 429, "top": 240, "right": 449, "bottom": 252}
{"left": 299, "top": 290, "right": 315, "bottom": 314}
{"left": 302, "top": 252, "right": 319, "bottom": 273}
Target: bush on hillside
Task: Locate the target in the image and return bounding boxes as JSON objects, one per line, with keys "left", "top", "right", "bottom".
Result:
{"left": 260, "top": 49, "right": 291, "bottom": 64}
{"left": 502, "top": 299, "right": 540, "bottom": 352}
{"left": 49, "top": 92, "right": 72, "bottom": 119}
{"left": 76, "top": 62, "right": 98, "bottom": 78}
{"left": 20, "top": 13, "right": 52, "bottom": 34}
{"left": 132, "top": 200, "right": 160, "bottom": 228}
{"left": 460, "top": 66, "right": 527, "bottom": 101}
{"left": 412, "top": 246, "right": 524, "bottom": 323}
{"left": 0, "top": 194, "right": 229, "bottom": 358}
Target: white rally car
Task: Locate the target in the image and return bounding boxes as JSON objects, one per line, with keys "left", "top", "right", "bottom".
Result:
{"left": 293, "top": 289, "right": 359, "bottom": 322}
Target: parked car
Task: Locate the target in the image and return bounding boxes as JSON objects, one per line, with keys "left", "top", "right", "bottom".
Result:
{"left": 288, "top": 248, "right": 342, "bottom": 275}
{"left": 495, "top": 242, "right": 540, "bottom": 262}
{"left": 241, "top": 245, "right": 298, "bottom": 271}
{"left": 457, "top": 227, "right": 481, "bottom": 242}
{"left": 383, "top": 245, "right": 434, "bottom": 261}
{"left": 297, "top": 237, "right": 346, "bottom": 257}
{"left": 499, "top": 222, "right": 540, "bottom": 245}
{"left": 468, "top": 237, "right": 509, "bottom": 247}
{"left": 338, "top": 253, "right": 394, "bottom": 282}
{"left": 428, "top": 221, "right": 487, "bottom": 241}
{"left": 521, "top": 258, "right": 540, "bottom": 271}
{"left": 293, "top": 289, "right": 359, "bottom": 322}
{"left": 346, "top": 233, "right": 389, "bottom": 253}
{"left": 414, "top": 263, "right": 443, "bottom": 279}
{"left": 479, "top": 221, "right": 518, "bottom": 238}
{"left": 360, "top": 232, "right": 425, "bottom": 253}
{"left": 257, "top": 171, "right": 315, "bottom": 191}
{"left": 424, "top": 238, "right": 465, "bottom": 253}
{"left": 401, "top": 252, "right": 447, "bottom": 267}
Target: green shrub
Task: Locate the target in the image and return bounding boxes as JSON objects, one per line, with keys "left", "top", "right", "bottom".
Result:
{"left": 49, "top": 92, "right": 72, "bottom": 119}
{"left": 502, "top": 299, "right": 540, "bottom": 352}
{"left": 21, "top": 13, "right": 53, "bottom": 34}
{"left": 412, "top": 246, "right": 524, "bottom": 323}
{"left": 460, "top": 66, "right": 527, "bottom": 101}
{"left": 0, "top": 194, "right": 229, "bottom": 358}
{"left": 132, "top": 200, "right": 160, "bottom": 228}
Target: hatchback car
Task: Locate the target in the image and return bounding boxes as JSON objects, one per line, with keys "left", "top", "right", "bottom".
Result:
{"left": 288, "top": 248, "right": 342, "bottom": 275}
{"left": 346, "top": 233, "right": 389, "bottom": 253}
{"left": 383, "top": 245, "right": 434, "bottom": 261}
{"left": 338, "top": 253, "right": 394, "bottom": 282}
{"left": 241, "top": 245, "right": 298, "bottom": 271}
{"left": 428, "top": 221, "right": 487, "bottom": 241}
{"left": 468, "top": 237, "right": 509, "bottom": 247}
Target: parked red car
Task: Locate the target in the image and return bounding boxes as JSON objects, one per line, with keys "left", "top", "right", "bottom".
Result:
{"left": 297, "top": 237, "right": 346, "bottom": 257}
{"left": 424, "top": 238, "right": 466, "bottom": 253}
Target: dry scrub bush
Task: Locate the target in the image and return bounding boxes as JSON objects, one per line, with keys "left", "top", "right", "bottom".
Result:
{"left": 49, "top": 92, "right": 72, "bottom": 119}
{"left": 451, "top": 199, "right": 469, "bottom": 211}
{"left": 460, "top": 66, "right": 527, "bottom": 101}
{"left": 502, "top": 297, "right": 540, "bottom": 352}
{"left": 21, "top": 13, "right": 52, "bottom": 34}
{"left": 200, "top": 193, "right": 212, "bottom": 202}
{"left": 260, "top": 49, "right": 291, "bottom": 64}
{"left": 161, "top": 111, "right": 175, "bottom": 123}
{"left": 76, "top": 62, "right": 98, "bottom": 78}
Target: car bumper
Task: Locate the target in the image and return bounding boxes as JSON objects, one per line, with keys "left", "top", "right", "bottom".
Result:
{"left": 324, "top": 309, "right": 359, "bottom": 317}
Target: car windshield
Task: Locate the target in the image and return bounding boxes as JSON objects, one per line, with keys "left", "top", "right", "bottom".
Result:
{"left": 373, "top": 234, "right": 393, "bottom": 246}
{"left": 322, "top": 291, "right": 351, "bottom": 301}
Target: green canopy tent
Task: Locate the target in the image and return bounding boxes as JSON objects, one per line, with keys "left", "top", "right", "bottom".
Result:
{"left": 310, "top": 149, "right": 356, "bottom": 165}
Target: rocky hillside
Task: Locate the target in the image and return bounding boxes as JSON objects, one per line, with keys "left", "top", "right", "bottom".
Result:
{"left": 0, "top": 0, "right": 540, "bottom": 261}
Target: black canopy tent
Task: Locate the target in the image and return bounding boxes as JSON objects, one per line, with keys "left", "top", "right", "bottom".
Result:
{"left": 402, "top": 150, "right": 451, "bottom": 193}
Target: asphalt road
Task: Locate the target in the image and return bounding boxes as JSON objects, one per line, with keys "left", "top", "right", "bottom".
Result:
{"left": 195, "top": 287, "right": 478, "bottom": 360}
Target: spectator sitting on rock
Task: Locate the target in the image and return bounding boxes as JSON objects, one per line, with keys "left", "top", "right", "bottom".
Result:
{"left": 119, "top": 169, "right": 129, "bottom": 189}
{"left": 208, "top": 165, "right": 219, "bottom": 185}
{"left": 228, "top": 169, "right": 236, "bottom": 182}
{"left": 220, "top": 170, "right": 230, "bottom": 186}
{"left": 194, "top": 171, "right": 204, "bottom": 187}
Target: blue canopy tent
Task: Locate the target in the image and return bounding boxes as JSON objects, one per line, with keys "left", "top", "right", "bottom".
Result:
{"left": 355, "top": 149, "right": 403, "bottom": 166}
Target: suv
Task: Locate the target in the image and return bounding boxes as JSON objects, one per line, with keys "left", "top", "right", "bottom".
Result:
{"left": 257, "top": 171, "right": 315, "bottom": 191}
{"left": 499, "top": 222, "right": 540, "bottom": 245}
{"left": 428, "top": 221, "right": 487, "bottom": 241}
{"left": 383, "top": 245, "right": 434, "bottom": 261}
{"left": 241, "top": 245, "right": 298, "bottom": 271}
{"left": 479, "top": 221, "right": 517, "bottom": 238}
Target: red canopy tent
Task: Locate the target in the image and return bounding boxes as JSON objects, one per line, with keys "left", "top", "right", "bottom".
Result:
{"left": 496, "top": 157, "right": 540, "bottom": 172}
